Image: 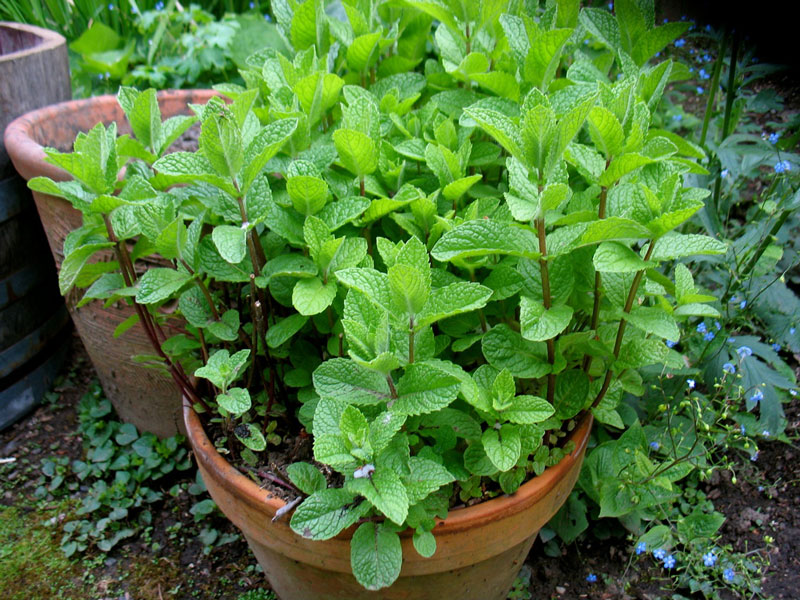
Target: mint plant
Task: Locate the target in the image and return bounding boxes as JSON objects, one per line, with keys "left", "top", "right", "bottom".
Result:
{"left": 30, "top": 0, "right": 747, "bottom": 591}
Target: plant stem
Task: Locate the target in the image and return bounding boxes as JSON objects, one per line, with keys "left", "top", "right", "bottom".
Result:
{"left": 583, "top": 181, "right": 609, "bottom": 373}
{"left": 408, "top": 317, "right": 415, "bottom": 364}
{"left": 699, "top": 29, "right": 731, "bottom": 149}
{"left": 181, "top": 259, "right": 220, "bottom": 320}
{"left": 591, "top": 240, "right": 655, "bottom": 410}
{"left": 535, "top": 217, "right": 556, "bottom": 405}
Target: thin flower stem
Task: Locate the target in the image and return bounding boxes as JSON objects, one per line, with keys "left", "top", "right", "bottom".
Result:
{"left": 699, "top": 29, "right": 731, "bottom": 148}
{"left": 535, "top": 217, "right": 556, "bottom": 405}
{"left": 591, "top": 240, "right": 655, "bottom": 410}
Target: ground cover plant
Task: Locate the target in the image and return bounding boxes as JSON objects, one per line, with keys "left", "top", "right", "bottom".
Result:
{"left": 4, "top": 0, "right": 800, "bottom": 598}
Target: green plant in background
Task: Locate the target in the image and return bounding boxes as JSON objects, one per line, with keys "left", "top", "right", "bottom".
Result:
{"left": 36, "top": 381, "right": 193, "bottom": 556}
{"left": 25, "top": 0, "right": 798, "bottom": 595}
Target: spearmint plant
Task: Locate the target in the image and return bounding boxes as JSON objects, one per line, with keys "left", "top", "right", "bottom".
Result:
{"left": 30, "top": 0, "right": 747, "bottom": 591}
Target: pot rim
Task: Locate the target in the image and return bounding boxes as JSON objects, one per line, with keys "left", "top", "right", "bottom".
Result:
{"left": 0, "top": 21, "right": 65, "bottom": 63}
{"left": 3, "top": 89, "right": 217, "bottom": 183}
{"left": 183, "top": 397, "right": 593, "bottom": 539}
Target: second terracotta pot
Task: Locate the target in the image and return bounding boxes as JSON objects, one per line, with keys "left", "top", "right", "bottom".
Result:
{"left": 184, "top": 400, "right": 592, "bottom": 600}
{"left": 4, "top": 90, "right": 216, "bottom": 438}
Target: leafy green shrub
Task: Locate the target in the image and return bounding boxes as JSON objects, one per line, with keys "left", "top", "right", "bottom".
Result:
{"left": 31, "top": 0, "right": 781, "bottom": 592}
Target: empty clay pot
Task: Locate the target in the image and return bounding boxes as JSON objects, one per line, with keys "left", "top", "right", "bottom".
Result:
{"left": 184, "top": 400, "right": 592, "bottom": 600}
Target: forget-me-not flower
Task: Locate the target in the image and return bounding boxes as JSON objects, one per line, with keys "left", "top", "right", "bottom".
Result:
{"left": 790, "top": 327, "right": 796, "bottom": 335}
{"left": 703, "top": 552, "right": 717, "bottom": 567}
{"left": 586, "top": 573, "right": 598, "bottom": 582}
{"left": 696, "top": 86, "right": 705, "bottom": 94}
{"left": 666, "top": 339, "right": 677, "bottom": 348}
{"left": 704, "top": 331, "right": 716, "bottom": 341}
{"left": 653, "top": 548, "right": 667, "bottom": 559}
{"left": 697, "top": 323, "right": 707, "bottom": 333}
{"left": 663, "top": 555, "right": 676, "bottom": 569}
{"left": 649, "top": 441, "right": 660, "bottom": 450}
{"left": 762, "top": 430, "right": 770, "bottom": 437}
{"left": 636, "top": 542, "right": 647, "bottom": 555}
{"left": 740, "top": 424, "right": 746, "bottom": 435}
{"left": 721, "top": 168, "right": 729, "bottom": 177}
{"left": 772, "top": 343, "right": 781, "bottom": 352}
{"left": 723, "top": 362, "right": 736, "bottom": 374}
{"left": 751, "top": 388, "right": 764, "bottom": 403}
{"left": 769, "top": 132, "right": 780, "bottom": 144}
{"left": 675, "top": 39, "right": 686, "bottom": 47}
{"left": 775, "top": 160, "right": 792, "bottom": 173}
{"left": 672, "top": 114, "right": 683, "bottom": 122}
{"left": 740, "top": 300, "right": 747, "bottom": 309}
{"left": 751, "top": 451, "right": 759, "bottom": 462}
{"left": 715, "top": 321, "right": 722, "bottom": 330}
{"left": 723, "top": 568, "right": 735, "bottom": 582}
{"left": 737, "top": 346, "right": 753, "bottom": 358}
{"left": 687, "top": 379, "right": 696, "bottom": 389}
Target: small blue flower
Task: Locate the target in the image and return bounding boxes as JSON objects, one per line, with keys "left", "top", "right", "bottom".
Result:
{"left": 655, "top": 51, "right": 661, "bottom": 57}
{"left": 665, "top": 339, "right": 677, "bottom": 348}
{"left": 723, "top": 362, "right": 736, "bottom": 374}
{"left": 762, "top": 430, "right": 770, "bottom": 437}
{"left": 704, "top": 331, "right": 716, "bottom": 341}
{"left": 636, "top": 542, "right": 647, "bottom": 555}
{"left": 715, "top": 321, "right": 722, "bottom": 330}
{"left": 740, "top": 300, "right": 747, "bottom": 309}
{"left": 663, "top": 555, "right": 676, "bottom": 569}
{"left": 790, "top": 327, "right": 796, "bottom": 335}
{"left": 696, "top": 86, "right": 705, "bottom": 94}
{"left": 249, "top": 1, "right": 255, "bottom": 8}
{"left": 728, "top": 337, "right": 736, "bottom": 343}
{"left": 772, "top": 343, "right": 781, "bottom": 352}
{"left": 791, "top": 389, "right": 798, "bottom": 397}
{"left": 721, "top": 168, "right": 729, "bottom": 177}
{"left": 751, "top": 388, "right": 764, "bottom": 403}
{"left": 672, "top": 114, "right": 683, "bottom": 122}
{"left": 674, "top": 38, "right": 686, "bottom": 48}
{"left": 740, "top": 424, "right": 746, "bottom": 435}
{"left": 775, "top": 160, "right": 792, "bottom": 173}
{"left": 108, "top": 3, "right": 114, "bottom": 9}
{"left": 697, "top": 323, "right": 707, "bottom": 333}
{"left": 690, "top": 49, "right": 696, "bottom": 54}
{"left": 703, "top": 53, "right": 712, "bottom": 62}
{"left": 737, "top": 346, "right": 753, "bottom": 358}
{"left": 689, "top": 67, "right": 695, "bottom": 73}
{"left": 687, "top": 379, "right": 696, "bottom": 389}
{"left": 705, "top": 24, "right": 712, "bottom": 31}
{"left": 730, "top": 296, "right": 738, "bottom": 303}
{"left": 586, "top": 573, "right": 598, "bottom": 582}
{"left": 751, "top": 451, "right": 759, "bottom": 462}
{"left": 699, "top": 68, "right": 710, "bottom": 79}
{"left": 264, "top": 13, "right": 272, "bottom": 21}
{"left": 653, "top": 548, "right": 667, "bottom": 560}
{"left": 723, "top": 568, "right": 735, "bottom": 582}
{"left": 703, "top": 551, "right": 717, "bottom": 567}
{"left": 769, "top": 132, "right": 780, "bottom": 144}
{"left": 155, "top": 1, "right": 164, "bottom": 9}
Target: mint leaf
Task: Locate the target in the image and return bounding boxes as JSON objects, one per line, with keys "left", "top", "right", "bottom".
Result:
{"left": 313, "top": 358, "right": 391, "bottom": 405}
{"left": 333, "top": 128, "right": 378, "bottom": 178}
{"left": 216, "top": 387, "right": 251, "bottom": 416}
{"left": 291, "top": 489, "right": 367, "bottom": 540}
{"left": 135, "top": 268, "right": 192, "bottom": 304}
{"left": 266, "top": 314, "right": 309, "bottom": 348}
{"left": 416, "top": 282, "right": 492, "bottom": 329}
{"left": 212, "top": 225, "right": 248, "bottom": 264}
{"left": 482, "top": 324, "right": 551, "bottom": 378}
{"left": 347, "top": 467, "right": 409, "bottom": 525}
{"left": 413, "top": 529, "right": 436, "bottom": 558}
{"left": 292, "top": 277, "right": 337, "bottom": 315}
{"left": 235, "top": 423, "right": 266, "bottom": 452}
{"left": 593, "top": 241, "right": 650, "bottom": 273}
{"left": 393, "top": 362, "right": 461, "bottom": 416}
{"left": 520, "top": 298, "right": 573, "bottom": 342}
{"left": 431, "top": 220, "right": 540, "bottom": 261}
{"left": 286, "top": 462, "right": 327, "bottom": 495}
{"left": 403, "top": 456, "right": 455, "bottom": 504}
{"left": 482, "top": 425, "right": 521, "bottom": 471}
{"left": 350, "top": 522, "right": 402, "bottom": 591}
{"left": 503, "top": 395, "right": 555, "bottom": 424}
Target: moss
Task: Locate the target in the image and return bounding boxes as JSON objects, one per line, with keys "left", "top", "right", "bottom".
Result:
{"left": 0, "top": 503, "right": 86, "bottom": 600}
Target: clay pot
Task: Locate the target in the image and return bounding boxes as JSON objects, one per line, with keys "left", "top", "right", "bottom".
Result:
{"left": 184, "top": 400, "right": 592, "bottom": 600}
{"left": 4, "top": 90, "right": 215, "bottom": 438}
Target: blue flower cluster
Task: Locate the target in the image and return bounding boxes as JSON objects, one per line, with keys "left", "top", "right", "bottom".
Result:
{"left": 775, "top": 160, "right": 792, "bottom": 173}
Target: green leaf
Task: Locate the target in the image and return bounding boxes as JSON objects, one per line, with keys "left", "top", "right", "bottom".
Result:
{"left": 579, "top": 7, "right": 621, "bottom": 51}
{"left": 152, "top": 152, "right": 237, "bottom": 196}
{"left": 482, "top": 325, "right": 551, "bottom": 378}
{"left": 431, "top": 220, "right": 540, "bottom": 261}
{"left": 58, "top": 242, "right": 114, "bottom": 295}
{"left": 524, "top": 28, "right": 573, "bottom": 90}
{"left": 135, "top": 268, "right": 192, "bottom": 304}
{"left": 593, "top": 241, "right": 650, "bottom": 273}
{"left": 333, "top": 128, "right": 378, "bottom": 178}
{"left": 462, "top": 107, "right": 523, "bottom": 159}
{"left": 291, "top": 489, "right": 367, "bottom": 540}
{"left": 554, "top": 369, "right": 589, "bottom": 419}
{"left": 200, "top": 112, "right": 243, "bottom": 178}
{"left": 503, "top": 395, "right": 554, "bottom": 424}
{"left": 442, "top": 174, "right": 482, "bottom": 201}
{"left": 586, "top": 106, "right": 625, "bottom": 158}
{"left": 292, "top": 277, "right": 337, "bottom": 315}
{"left": 482, "top": 425, "right": 521, "bottom": 471}
{"left": 632, "top": 22, "right": 690, "bottom": 66}
{"left": 350, "top": 522, "right": 402, "bottom": 591}
{"left": 217, "top": 387, "right": 251, "bottom": 416}
{"left": 598, "top": 153, "right": 655, "bottom": 186}
{"left": 347, "top": 467, "right": 409, "bottom": 525}
{"left": 649, "top": 233, "right": 727, "bottom": 261}
{"left": 235, "top": 424, "right": 266, "bottom": 452}
{"left": 581, "top": 217, "right": 652, "bottom": 245}
{"left": 194, "top": 349, "right": 250, "bottom": 390}
{"left": 519, "top": 298, "right": 573, "bottom": 342}
{"left": 212, "top": 225, "right": 248, "bottom": 264}
{"left": 286, "top": 462, "right": 327, "bottom": 495}
{"left": 313, "top": 358, "right": 391, "bottom": 405}
{"left": 287, "top": 175, "right": 329, "bottom": 216}
{"left": 615, "top": 338, "right": 668, "bottom": 369}
{"left": 266, "top": 314, "right": 309, "bottom": 348}
{"left": 416, "top": 282, "right": 492, "bottom": 329}
{"left": 388, "top": 263, "right": 430, "bottom": 316}
{"left": 404, "top": 456, "right": 455, "bottom": 504}
{"left": 241, "top": 118, "right": 298, "bottom": 191}
{"left": 347, "top": 32, "right": 382, "bottom": 71}
{"left": 393, "top": 362, "right": 461, "bottom": 416}
{"left": 625, "top": 307, "right": 680, "bottom": 340}
{"left": 413, "top": 530, "right": 436, "bottom": 557}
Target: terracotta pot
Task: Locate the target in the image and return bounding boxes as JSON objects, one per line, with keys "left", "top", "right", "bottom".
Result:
{"left": 184, "top": 400, "right": 592, "bottom": 600}
{"left": 4, "top": 90, "right": 216, "bottom": 438}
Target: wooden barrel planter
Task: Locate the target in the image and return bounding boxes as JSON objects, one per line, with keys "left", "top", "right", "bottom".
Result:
{"left": 5, "top": 89, "right": 217, "bottom": 438}
{"left": 0, "top": 22, "right": 71, "bottom": 430}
